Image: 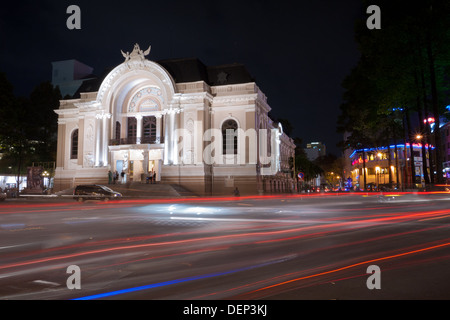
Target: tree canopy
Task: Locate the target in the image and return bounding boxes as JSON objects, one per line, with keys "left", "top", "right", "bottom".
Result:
{"left": 0, "top": 73, "right": 61, "bottom": 186}
{"left": 338, "top": 0, "right": 450, "bottom": 184}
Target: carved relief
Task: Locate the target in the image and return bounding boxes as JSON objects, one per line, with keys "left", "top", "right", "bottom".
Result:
{"left": 85, "top": 123, "right": 94, "bottom": 144}
{"left": 128, "top": 87, "right": 163, "bottom": 112}
{"left": 83, "top": 152, "right": 94, "bottom": 168}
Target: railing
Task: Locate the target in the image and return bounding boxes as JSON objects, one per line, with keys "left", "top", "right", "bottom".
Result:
{"left": 109, "top": 136, "right": 164, "bottom": 145}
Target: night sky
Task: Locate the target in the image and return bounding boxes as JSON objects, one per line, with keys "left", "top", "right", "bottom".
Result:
{"left": 0, "top": 0, "right": 364, "bottom": 156}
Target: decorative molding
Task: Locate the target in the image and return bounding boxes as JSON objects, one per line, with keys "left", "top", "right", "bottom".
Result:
{"left": 74, "top": 101, "right": 101, "bottom": 109}
{"left": 212, "top": 94, "right": 257, "bottom": 106}
{"left": 128, "top": 86, "right": 164, "bottom": 112}
{"left": 96, "top": 59, "right": 176, "bottom": 105}
{"left": 95, "top": 112, "right": 111, "bottom": 120}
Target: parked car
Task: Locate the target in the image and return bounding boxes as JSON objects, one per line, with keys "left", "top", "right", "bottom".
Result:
{"left": 73, "top": 184, "right": 122, "bottom": 202}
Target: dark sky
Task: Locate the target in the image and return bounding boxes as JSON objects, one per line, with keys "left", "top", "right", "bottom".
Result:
{"left": 0, "top": 0, "right": 363, "bottom": 156}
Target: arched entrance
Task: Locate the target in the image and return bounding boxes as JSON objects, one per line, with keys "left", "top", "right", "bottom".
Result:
{"left": 95, "top": 45, "right": 177, "bottom": 183}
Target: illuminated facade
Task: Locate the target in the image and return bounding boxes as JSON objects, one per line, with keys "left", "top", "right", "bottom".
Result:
{"left": 347, "top": 143, "right": 433, "bottom": 190}
{"left": 54, "top": 44, "right": 295, "bottom": 195}
{"left": 443, "top": 121, "right": 450, "bottom": 182}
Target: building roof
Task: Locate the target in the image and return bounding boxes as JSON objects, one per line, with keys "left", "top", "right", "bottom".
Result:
{"left": 70, "top": 58, "right": 254, "bottom": 99}
{"left": 157, "top": 58, "right": 209, "bottom": 84}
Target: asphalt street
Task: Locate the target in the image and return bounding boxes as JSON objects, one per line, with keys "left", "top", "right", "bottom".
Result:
{"left": 1, "top": 192, "right": 450, "bottom": 302}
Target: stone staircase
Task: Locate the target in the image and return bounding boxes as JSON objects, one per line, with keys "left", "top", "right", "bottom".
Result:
{"left": 54, "top": 181, "right": 199, "bottom": 199}
{"left": 102, "top": 182, "right": 198, "bottom": 198}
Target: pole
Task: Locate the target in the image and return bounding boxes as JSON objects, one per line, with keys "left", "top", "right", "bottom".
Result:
{"left": 362, "top": 149, "right": 367, "bottom": 191}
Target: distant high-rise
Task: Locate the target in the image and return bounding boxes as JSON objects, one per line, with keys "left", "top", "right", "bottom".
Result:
{"left": 51, "top": 60, "right": 95, "bottom": 98}
{"left": 305, "top": 142, "right": 326, "bottom": 161}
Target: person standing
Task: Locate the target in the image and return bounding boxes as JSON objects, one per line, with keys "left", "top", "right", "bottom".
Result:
{"left": 108, "top": 170, "right": 112, "bottom": 184}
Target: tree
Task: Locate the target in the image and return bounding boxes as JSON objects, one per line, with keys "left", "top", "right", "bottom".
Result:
{"left": 0, "top": 83, "right": 32, "bottom": 189}
{"left": 338, "top": 0, "right": 450, "bottom": 186}
{"left": 28, "top": 81, "right": 61, "bottom": 162}
{"left": 290, "top": 136, "right": 323, "bottom": 188}
{"left": 0, "top": 74, "right": 61, "bottom": 189}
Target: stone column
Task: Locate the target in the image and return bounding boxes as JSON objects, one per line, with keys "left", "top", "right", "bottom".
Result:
{"left": 170, "top": 111, "right": 175, "bottom": 164}
{"left": 173, "top": 110, "right": 180, "bottom": 165}
{"left": 163, "top": 112, "right": 169, "bottom": 165}
{"left": 102, "top": 113, "right": 111, "bottom": 166}
{"left": 157, "top": 159, "right": 162, "bottom": 181}
{"left": 164, "top": 111, "right": 174, "bottom": 165}
{"left": 95, "top": 114, "right": 102, "bottom": 166}
{"left": 143, "top": 150, "right": 149, "bottom": 175}
{"left": 156, "top": 114, "right": 162, "bottom": 144}
{"left": 136, "top": 114, "right": 143, "bottom": 144}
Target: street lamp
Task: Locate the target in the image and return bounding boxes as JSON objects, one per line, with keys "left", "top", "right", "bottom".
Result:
{"left": 42, "top": 171, "right": 50, "bottom": 189}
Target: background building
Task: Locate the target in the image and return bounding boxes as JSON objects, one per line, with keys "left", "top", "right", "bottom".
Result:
{"left": 305, "top": 142, "right": 326, "bottom": 161}
{"left": 347, "top": 143, "right": 433, "bottom": 190}
{"left": 51, "top": 60, "right": 96, "bottom": 98}
{"left": 442, "top": 118, "right": 450, "bottom": 182}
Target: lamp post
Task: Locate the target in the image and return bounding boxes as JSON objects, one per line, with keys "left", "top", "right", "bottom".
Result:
{"left": 415, "top": 133, "right": 430, "bottom": 189}
{"left": 376, "top": 152, "right": 384, "bottom": 189}
{"left": 423, "top": 117, "right": 435, "bottom": 184}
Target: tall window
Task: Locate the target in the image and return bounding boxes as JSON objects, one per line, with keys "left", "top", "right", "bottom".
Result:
{"left": 70, "top": 129, "right": 78, "bottom": 159}
{"left": 222, "top": 119, "right": 238, "bottom": 155}
{"left": 142, "top": 116, "right": 156, "bottom": 142}
{"left": 127, "top": 117, "right": 137, "bottom": 143}
{"left": 115, "top": 121, "right": 121, "bottom": 140}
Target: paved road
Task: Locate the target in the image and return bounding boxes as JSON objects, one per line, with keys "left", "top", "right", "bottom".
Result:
{"left": 1, "top": 192, "right": 450, "bottom": 301}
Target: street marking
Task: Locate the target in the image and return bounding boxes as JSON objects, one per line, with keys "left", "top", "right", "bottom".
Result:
{"left": 169, "top": 216, "right": 309, "bottom": 224}
{"left": 33, "top": 280, "right": 60, "bottom": 286}
{"left": 9, "top": 226, "right": 44, "bottom": 232}
{"left": 0, "top": 244, "right": 26, "bottom": 250}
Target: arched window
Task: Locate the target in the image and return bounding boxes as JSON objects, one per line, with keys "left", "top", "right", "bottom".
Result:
{"left": 70, "top": 129, "right": 79, "bottom": 160}
{"left": 222, "top": 119, "right": 238, "bottom": 155}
